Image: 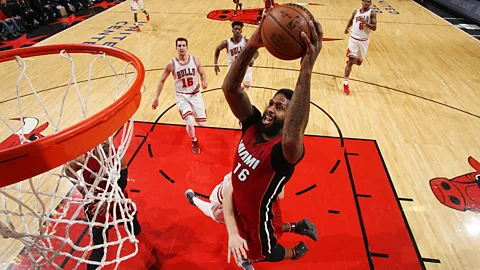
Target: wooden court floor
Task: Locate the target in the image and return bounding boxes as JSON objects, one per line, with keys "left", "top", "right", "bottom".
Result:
{"left": 0, "top": 0, "right": 479, "bottom": 269}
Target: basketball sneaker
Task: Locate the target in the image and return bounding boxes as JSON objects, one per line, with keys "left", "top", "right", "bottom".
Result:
{"left": 293, "top": 218, "right": 318, "bottom": 241}
{"left": 185, "top": 189, "right": 196, "bottom": 206}
{"left": 291, "top": 241, "right": 308, "bottom": 260}
{"left": 343, "top": 84, "right": 350, "bottom": 95}
{"left": 146, "top": 15, "right": 150, "bottom": 22}
{"left": 237, "top": 259, "right": 255, "bottom": 270}
{"left": 191, "top": 140, "right": 200, "bottom": 154}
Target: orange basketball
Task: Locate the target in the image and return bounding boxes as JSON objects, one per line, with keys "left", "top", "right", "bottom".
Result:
{"left": 261, "top": 3, "right": 315, "bottom": 60}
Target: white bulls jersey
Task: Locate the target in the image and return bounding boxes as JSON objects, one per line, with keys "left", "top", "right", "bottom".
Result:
{"left": 172, "top": 55, "right": 200, "bottom": 94}
{"left": 226, "top": 36, "right": 247, "bottom": 66}
{"left": 351, "top": 9, "right": 373, "bottom": 40}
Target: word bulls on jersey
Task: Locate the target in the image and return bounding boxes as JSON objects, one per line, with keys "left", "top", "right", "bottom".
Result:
{"left": 230, "top": 47, "right": 243, "bottom": 58}
{"left": 176, "top": 68, "right": 196, "bottom": 80}
{"left": 351, "top": 9, "right": 372, "bottom": 40}
{"left": 227, "top": 36, "right": 247, "bottom": 66}
{"left": 355, "top": 14, "right": 370, "bottom": 29}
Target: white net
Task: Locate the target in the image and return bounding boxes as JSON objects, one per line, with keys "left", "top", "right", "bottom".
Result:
{"left": 0, "top": 48, "right": 143, "bottom": 269}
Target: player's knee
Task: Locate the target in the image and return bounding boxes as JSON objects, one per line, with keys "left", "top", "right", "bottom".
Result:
{"left": 197, "top": 121, "right": 206, "bottom": 127}
{"left": 184, "top": 115, "right": 195, "bottom": 126}
{"left": 263, "top": 244, "right": 286, "bottom": 262}
{"left": 356, "top": 60, "right": 363, "bottom": 66}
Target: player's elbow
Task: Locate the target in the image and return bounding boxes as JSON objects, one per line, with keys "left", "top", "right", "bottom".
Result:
{"left": 222, "top": 82, "right": 241, "bottom": 95}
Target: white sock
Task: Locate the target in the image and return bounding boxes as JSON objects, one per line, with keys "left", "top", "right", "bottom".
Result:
{"left": 192, "top": 197, "right": 215, "bottom": 221}
{"left": 186, "top": 125, "right": 196, "bottom": 141}
{"left": 344, "top": 78, "right": 349, "bottom": 85}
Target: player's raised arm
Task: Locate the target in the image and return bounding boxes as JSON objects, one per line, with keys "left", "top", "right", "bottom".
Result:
{"left": 214, "top": 40, "right": 228, "bottom": 75}
{"left": 222, "top": 18, "right": 265, "bottom": 121}
{"left": 152, "top": 61, "right": 173, "bottom": 110}
{"left": 282, "top": 20, "right": 323, "bottom": 164}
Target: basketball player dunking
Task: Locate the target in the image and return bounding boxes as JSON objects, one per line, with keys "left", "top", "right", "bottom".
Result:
{"left": 129, "top": 0, "right": 150, "bottom": 31}
{"left": 152, "top": 38, "right": 208, "bottom": 154}
{"left": 221, "top": 14, "right": 323, "bottom": 267}
{"left": 214, "top": 21, "right": 259, "bottom": 90}
{"left": 343, "top": 0, "right": 377, "bottom": 95}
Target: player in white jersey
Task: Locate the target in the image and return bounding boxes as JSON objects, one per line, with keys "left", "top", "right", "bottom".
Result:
{"left": 184, "top": 173, "right": 285, "bottom": 224}
{"left": 152, "top": 38, "right": 208, "bottom": 154}
{"left": 343, "top": 0, "right": 377, "bottom": 95}
{"left": 214, "top": 21, "right": 259, "bottom": 90}
{"left": 233, "top": 0, "right": 242, "bottom": 16}
{"left": 130, "top": 0, "right": 149, "bottom": 31}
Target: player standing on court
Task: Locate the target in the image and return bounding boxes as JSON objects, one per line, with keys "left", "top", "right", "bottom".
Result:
{"left": 214, "top": 21, "right": 259, "bottom": 90}
{"left": 130, "top": 0, "right": 150, "bottom": 31}
{"left": 233, "top": 0, "right": 242, "bottom": 16}
{"left": 343, "top": 0, "right": 377, "bottom": 95}
{"left": 152, "top": 38, "right": 208, "bottom": 154}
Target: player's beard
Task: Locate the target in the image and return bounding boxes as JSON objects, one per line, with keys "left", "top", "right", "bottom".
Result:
{"left": 257, "top": 118, "right": 284, "bottom": 138}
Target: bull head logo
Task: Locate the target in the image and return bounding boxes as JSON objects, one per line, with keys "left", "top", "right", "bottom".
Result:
{"left": 0, "top": 118, "right": 49, "bottom": 151}
{"left": 430, "top": 157, "right": 480, "bottom": 213}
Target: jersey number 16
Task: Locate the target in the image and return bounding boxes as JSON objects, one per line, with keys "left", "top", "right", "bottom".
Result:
{"left": 182, "top": 77, "right": 194, "bottom": 88}
{"left": 233, "top": 162, "right": 250, "bottom": 181}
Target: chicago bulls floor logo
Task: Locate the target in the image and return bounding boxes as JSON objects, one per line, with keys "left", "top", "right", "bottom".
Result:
{"left": 0, "top": 117, "right": 49, "bottom": 151}
{"left": 430, "top": 157, "right": 480, "bottom": 213}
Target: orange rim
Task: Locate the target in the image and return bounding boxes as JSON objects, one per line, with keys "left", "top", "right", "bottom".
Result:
{"left": 0, "top": 44, "right": 144, "bottom": 187}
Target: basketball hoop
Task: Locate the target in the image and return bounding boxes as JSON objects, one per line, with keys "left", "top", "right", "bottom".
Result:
{"left": 0, "top": 44, "right": 145, "bottom": 269}
{"left": 0, "top": 44, "right": 144, "bottom": 186}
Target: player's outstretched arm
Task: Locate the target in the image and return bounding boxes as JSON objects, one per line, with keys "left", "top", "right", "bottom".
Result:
{"left": 282, "top": 19, "right": 323, "bottom": 164}
{"left": 221, "top": 45, "right": 256, "bottom": 121}
{"left": 214, "top": 40, "right": 227, "bottom": 75}
{"left": 223, "top": 184, "right": 249, "bottom": 263}
{"left": 222, "top": 15, "right": 266, "bottom": 122}
{"left": 152, "top": 61, "right": 173, "bottom": 110}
